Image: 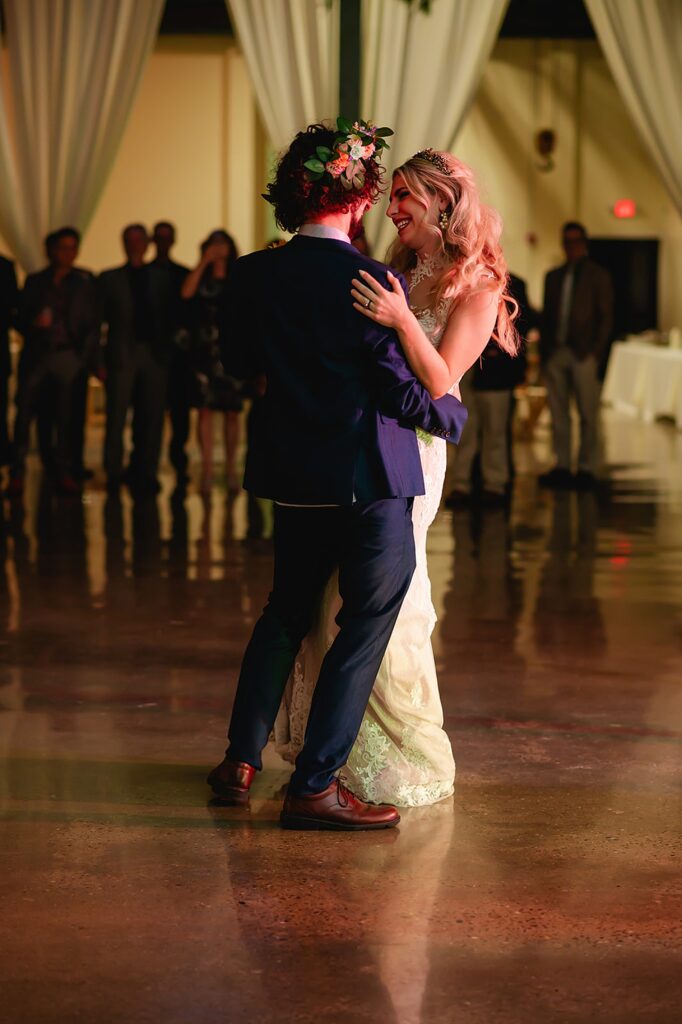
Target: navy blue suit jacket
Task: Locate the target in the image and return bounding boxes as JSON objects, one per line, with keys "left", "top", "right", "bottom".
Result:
{"left": 221, "top": 234, "right": 467, "bottom": 504}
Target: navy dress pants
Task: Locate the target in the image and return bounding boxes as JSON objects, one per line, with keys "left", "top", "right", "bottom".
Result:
{"left": 226, "top": 498, "right": 416, "bottom": 795}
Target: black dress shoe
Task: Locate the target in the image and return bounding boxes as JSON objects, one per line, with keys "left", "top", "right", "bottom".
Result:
{"left": 444, "top": 488, "right": 471, "bottom": 508}
{"left": 538, "top": 467, "right": 573, "bottom": 489}
{"left": 130, "top": 477, "right": 162, "bottom": 498}
{"left": 573, "top": 470, "right": 596, "bottom": 490}
{"left": 207, "top": 758, "right": 256, "bottom": 805}
{"left": 481, "top": 489, "right": 507, "bottom": 508}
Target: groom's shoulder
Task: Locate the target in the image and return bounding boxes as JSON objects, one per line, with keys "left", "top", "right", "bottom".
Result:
{"left": 355, "top": 253, "right": 408, "bottom": 299}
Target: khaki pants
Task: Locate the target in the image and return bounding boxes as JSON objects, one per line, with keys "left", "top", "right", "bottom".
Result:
{"left": 544, "top": 347, "right": 600, "bottom": 473}
{"left": 452, "top": 369, "right": 512, "bottom": 495}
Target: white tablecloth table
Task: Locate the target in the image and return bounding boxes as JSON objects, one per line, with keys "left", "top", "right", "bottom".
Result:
{"left": 602, "top": 341, "right": 682, "bottom": 428}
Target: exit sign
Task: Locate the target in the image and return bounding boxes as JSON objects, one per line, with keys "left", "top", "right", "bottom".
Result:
{"left": 613, "top": 199, "right": 636, "bottom": 218}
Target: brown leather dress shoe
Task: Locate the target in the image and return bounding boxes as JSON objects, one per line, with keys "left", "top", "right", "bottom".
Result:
{"left": 280, "top": 778, "right": 400, "bottom": 831}
{"left": 206, "top": 758, "right": 255, "bottom": 805}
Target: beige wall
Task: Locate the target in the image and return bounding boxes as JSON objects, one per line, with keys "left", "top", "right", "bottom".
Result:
{"left": 456, "top": 39, "right": 682, "bottom": 328}
{"left": 82, "top": 38, "right": 266, "bottom": 271}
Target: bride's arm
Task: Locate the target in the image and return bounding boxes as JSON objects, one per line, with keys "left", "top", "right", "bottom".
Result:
{"left": 352, "top": 269, "right": 498, "bottom": 399}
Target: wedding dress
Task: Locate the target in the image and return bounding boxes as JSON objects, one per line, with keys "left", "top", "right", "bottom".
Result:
{"left": 274, "top": 296, "right": 457, "bottom": 806}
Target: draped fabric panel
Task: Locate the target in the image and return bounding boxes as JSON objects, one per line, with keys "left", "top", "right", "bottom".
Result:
{"left": 0, "top": 0, "right": 164, "bottom": 270}
{"left": 226, "top": 0, "right": 340, "bottom": 151}
{"left": 584, "top": 0, "right": 682, "bottom": 216}
{"left": 360, "top": 0, "right": 509, "bottom": 255}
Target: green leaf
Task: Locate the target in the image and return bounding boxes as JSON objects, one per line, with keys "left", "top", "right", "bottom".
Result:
{"left": 316, "top": 146, "right": 333, "bottom": 161}
{"left": 304, "top": 158, "right": 325, "bottom": 173}
{"left": 375, "top": 127, "right": 394, "bottom": 138}
{"left": 337, "top": 116, "right": 352, "bottom": 133}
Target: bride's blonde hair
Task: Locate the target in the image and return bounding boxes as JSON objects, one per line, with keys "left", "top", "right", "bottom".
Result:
{"left": 386, "top": 150, "right": 519, "bottom": 355}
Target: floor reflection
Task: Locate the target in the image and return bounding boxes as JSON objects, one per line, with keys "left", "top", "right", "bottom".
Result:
{"left": 1, "top": 410, "right": 681, "bottom": 1023}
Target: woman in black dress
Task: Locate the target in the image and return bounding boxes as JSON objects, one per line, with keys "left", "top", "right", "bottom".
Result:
{"left": 181, "top": 230, "right": 241, "bottom": 492}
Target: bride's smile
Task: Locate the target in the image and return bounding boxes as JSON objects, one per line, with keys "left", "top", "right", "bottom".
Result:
{"left": 387, "top": 172, "right": 441, "bottom": 257}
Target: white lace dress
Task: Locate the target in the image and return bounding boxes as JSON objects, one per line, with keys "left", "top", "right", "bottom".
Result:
{"left": 273, "top": 299, "right": 457, "bottom": 806}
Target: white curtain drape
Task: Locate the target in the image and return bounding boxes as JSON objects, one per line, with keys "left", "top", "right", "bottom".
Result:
{"left": 361, "top": 0, "right": 509, "bottom": 254}
{"left": 226, "top": 0, "right": 340, "bottom": 150}
{"left": 0, "top": 0, "right": 164, "bottom": 271}
{"left": 584, "top": 0, "right": 682, "bottom": 216}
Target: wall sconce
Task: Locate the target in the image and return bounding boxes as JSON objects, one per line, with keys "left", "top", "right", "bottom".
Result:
{"left": 535, "top": 128, "right": 556, "bottom": 172}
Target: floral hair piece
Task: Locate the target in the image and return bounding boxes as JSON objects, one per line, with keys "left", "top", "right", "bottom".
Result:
{"left": 413, "top": 148, "right": 452, "bottom": 176}
{"left": 304, "top": 116, "right": 394, "bottom": 192}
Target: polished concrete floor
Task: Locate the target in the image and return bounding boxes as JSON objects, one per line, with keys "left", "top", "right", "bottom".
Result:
{"left": 1, "top": 409, "right": 681, "bottom": 1023}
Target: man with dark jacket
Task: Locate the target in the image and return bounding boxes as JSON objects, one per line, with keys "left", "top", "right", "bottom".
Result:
{"left": 0, "top": 255, "right": 19, "bottom": 466}
{"left": 539, "top": 222, "right": 613, "bottom": 489}
{"left": 7, "top": 228, "right": 98, "bottom": 496}
{"left": 446, "top": 273, "right": 534, "bottom": 507}
{"left": 149, "top": 221, "right": 189, "bottom": 488}
{"left": 99, "top": 224, "right": 176, "bottom": 496}
{"left": 207, "top": 120, "right": 467, "bottom": 831}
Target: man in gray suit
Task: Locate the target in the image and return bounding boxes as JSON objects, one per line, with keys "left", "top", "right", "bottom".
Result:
{"left": 539, "top": 222, "right": 613, "bottom": 490}
{"left": 99, "top": 224, "right": 175, "bottom": 496}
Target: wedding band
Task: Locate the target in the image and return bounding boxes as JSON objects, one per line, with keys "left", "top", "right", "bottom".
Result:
{"left": 365, "top": 298, "right": 372, "bottom": 309}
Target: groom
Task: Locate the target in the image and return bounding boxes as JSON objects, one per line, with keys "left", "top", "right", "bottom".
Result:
{"left": 208, "top": 119, "right": 467, "bottom": 830}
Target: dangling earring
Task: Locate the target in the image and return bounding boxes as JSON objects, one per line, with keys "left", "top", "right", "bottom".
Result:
{"left": 439, "top": 209, "right": 449, "bottom": 231}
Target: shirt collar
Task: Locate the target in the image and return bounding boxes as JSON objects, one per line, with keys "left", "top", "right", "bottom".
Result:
{"left": 299, "top": 223, "right": 351, "bottom": 245}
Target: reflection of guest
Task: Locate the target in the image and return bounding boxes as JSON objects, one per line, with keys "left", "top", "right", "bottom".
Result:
{"left": 9, "top": 228, "right": 98, "bottom": 497}
{"left": 150, "top": 221, "right": 190, "bottom": 489}
{"left": 444, "top": 507, "right": 525, "bottom": 680}
{"left": 0, "top": 254, "right": 19, "bottom": 467}
{"left": 99, "top": 224, "right": 176, "bottom": 497}
{"left": 539, "top": 222, "right": 613, "bottom": 491}
{"left": 181, "top": 230, "right": 241, "bottom": 493}
{"left": 534, "top": 491, "right": 606, "bottom": 658}
{"left": 446, "top": 273, "right": 533, "bottom": 507}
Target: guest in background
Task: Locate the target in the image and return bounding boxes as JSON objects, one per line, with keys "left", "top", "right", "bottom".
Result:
{"left": 446, "top": 273, "right": 533, "bottom": 508}
{"left": 181, "top": 230, "right": 241, "bottom": 493}
{"left": 7, "top": 228, "right": 98, "bottom": 497}
{"left": 150, "top": 221, "right": 190, "bottom": 490}
{"left": 0, "top": 254, "right": 19, "bottom": 467}
{"left": 36, "top": 232, "right": 97, "bottom": 483}
{"left": 539, "top": 222, "right": 613, "bottom": 491}
{"left": 99, "top": 224, "right": 176, "bottom": 497}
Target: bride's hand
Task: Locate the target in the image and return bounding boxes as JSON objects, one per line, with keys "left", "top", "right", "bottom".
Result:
{"left": 351, "top": 270, "right": 409, "bottom": 329}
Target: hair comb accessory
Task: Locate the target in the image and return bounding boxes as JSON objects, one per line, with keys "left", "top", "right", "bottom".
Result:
{"left": 414, "top": 148, "right": 452, "bottom": 176}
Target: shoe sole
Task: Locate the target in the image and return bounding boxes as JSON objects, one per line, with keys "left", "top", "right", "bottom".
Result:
{"left": 207, "top": 780, "right": 250, "bottom": 806}
{"left": 279, "top": 813, "right": 400, "bottom": 831}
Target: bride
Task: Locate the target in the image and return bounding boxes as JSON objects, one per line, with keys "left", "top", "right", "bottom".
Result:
{"left": 274, "top": 149, "right": 519, "bottom": 806}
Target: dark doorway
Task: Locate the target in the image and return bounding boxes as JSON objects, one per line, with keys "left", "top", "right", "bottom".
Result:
{"left": 589, "top": 238, "right": 659, "bottom": 339}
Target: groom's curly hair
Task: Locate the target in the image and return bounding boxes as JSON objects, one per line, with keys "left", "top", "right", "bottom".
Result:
{"left": 263, "top": 123, "right": 385, "bottom": 234}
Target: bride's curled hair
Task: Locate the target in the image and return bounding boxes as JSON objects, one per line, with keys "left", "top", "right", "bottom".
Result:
{"left": 386, "top": 151, "right": 519, "bottom": 355}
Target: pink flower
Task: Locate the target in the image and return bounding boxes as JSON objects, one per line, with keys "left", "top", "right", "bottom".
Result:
{"left": 326, "top": 151, "right": 351, "bottom": 178}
